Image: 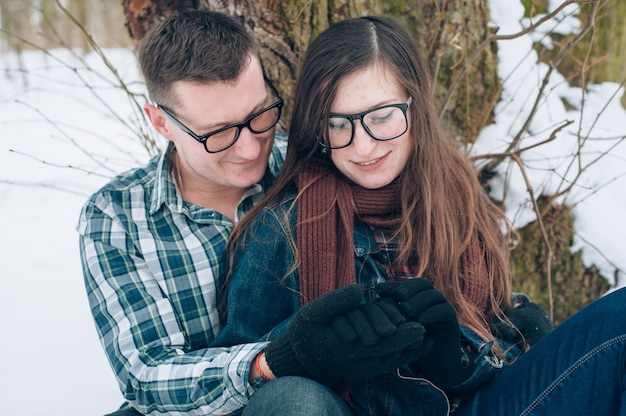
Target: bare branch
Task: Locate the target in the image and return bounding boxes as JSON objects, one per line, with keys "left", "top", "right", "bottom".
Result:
{"left": 509, "top": 153, "right": 555, "bottom": 319}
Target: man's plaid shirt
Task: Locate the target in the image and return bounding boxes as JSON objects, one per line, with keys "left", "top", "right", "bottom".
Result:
{"left": 78, "top": 135, "right": 286, "bottom": 415}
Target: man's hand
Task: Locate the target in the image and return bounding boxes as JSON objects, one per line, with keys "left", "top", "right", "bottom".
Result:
{"left": 265, "top": 284, "right": 430, "bottom": 385}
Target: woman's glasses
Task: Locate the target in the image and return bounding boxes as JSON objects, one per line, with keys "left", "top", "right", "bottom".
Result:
{"left": 325, "top": 97, "right": 412, "bottom": 150}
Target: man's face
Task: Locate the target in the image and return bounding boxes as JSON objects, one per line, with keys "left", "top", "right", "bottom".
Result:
{"left": 164, "top": 56, "right": 276, "bottom": 195}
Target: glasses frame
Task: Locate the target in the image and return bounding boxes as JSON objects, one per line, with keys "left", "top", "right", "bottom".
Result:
{"left": 158, "top": 77, "right": 284, "bottom": 153}
{"left": 323, "top": 97, "right": 413, "bottom": 150}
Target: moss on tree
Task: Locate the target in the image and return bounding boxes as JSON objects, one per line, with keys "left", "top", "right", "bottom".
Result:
{"left": 509, "top": 199, "right": 610, "bottom": 325}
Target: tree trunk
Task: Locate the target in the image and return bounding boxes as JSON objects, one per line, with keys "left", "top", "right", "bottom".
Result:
{"left": 120, "top": 0, "right": 614, "bottom": 324}
{"left": 122, "top": 0, "right": 199, "bottom": 41}
{"left": 509, "top": 199, "right": 610, "bottom": 325}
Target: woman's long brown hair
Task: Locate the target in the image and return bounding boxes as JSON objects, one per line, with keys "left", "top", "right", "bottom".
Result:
{"left": 228, "top": 16, "right": 517, "bottom": 356}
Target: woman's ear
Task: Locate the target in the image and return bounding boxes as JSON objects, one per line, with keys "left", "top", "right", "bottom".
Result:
{"left": 144, "top": 103, "right": 175, "bottom": 140}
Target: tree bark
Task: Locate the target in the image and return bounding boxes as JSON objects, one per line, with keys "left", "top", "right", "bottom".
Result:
{"left": 122, "top": 0, "right": 198, "bottom": 41}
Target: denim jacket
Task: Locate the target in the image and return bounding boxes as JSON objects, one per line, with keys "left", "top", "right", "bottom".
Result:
{"left": 214, "top": 191, "right": 522, "bottom": 415}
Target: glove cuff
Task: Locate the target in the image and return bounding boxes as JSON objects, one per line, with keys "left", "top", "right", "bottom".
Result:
{"left": 264, "top": 335, "right": 308, "bottom": 378}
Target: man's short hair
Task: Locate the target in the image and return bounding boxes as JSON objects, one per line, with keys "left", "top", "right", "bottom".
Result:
{"left": 138, "top": 10, "right": 258, "bottom": 108}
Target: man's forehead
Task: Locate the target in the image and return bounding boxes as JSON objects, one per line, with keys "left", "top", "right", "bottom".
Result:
{"left": 170, "top": 78, "right": 269, "bottom": 129}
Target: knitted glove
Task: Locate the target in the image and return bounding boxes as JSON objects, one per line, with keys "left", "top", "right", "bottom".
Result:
{"left": 265, "top": 284, "right": 429, "bottom": 385}
{"left": 330, "top": 297, "right": 408, "bottom": 346}
{"left": 492, "top": 295, "right": 553, "bottom": 346}
{"left": 376, "top": 278, "right": 474, "bottom": 388}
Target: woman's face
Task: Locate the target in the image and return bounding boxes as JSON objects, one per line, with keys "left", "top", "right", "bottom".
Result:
{"left": 328, "top": 65, "right": 412, "bottom": 189}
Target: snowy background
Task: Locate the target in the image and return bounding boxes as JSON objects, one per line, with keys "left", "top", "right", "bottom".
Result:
{"left": 1, "top": 1, "right": 624, "bottom": 414}
{"left": 0, "top": 48, "right": 149, "bottom": 414}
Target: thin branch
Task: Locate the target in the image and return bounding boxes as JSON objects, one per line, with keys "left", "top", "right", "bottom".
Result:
{"left": 509, "top": 153, "right": 555, "bottom": 319}
{"left": 12, "top": 100, "right": 120, "bottom": 175}
{"left": 8, "top": 149, "right": 114, "bottom": 179}
{"left": 471, "top": 119, "right": 573, "bottom": 163}
{"left": 0, "top": 179, "right": 93, "bottom": 197}
{"left": 572, "top": 231, "right": 625, "bottom": 287}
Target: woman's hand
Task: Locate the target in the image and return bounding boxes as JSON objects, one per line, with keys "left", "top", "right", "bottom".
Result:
{"left": 264, "top": 284, "right": 430, "bottom": 385}
{"left": 492, "top": 294, "right": 553, "bottom": 347}
{"left": 377, "top": 278, "right": 474, "bottom": 388}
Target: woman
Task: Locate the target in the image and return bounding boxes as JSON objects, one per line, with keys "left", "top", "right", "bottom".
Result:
{"left": 214, "top": 16, "right": 626, "bottom": 416}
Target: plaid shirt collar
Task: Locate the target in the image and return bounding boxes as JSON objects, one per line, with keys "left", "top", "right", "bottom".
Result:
{"left": 149, "top": 142, "right": 182, "bottom": 215}
{"left": 148, "top": 142, "right": 271, "bottom": 222}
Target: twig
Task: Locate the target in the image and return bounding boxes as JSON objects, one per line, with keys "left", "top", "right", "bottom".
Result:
{"left": 0, "top": 179, "right": 93, "bottom": 197}
{"left": 509, "top": 153, "right": 555, "bottom": 320}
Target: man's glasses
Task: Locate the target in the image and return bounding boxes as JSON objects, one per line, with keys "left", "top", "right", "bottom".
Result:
{"left": 324, "top": 97, "right": 412, "bottom": 150}
{"left": 158, "top": 78, "right": 283, "bottom": 153}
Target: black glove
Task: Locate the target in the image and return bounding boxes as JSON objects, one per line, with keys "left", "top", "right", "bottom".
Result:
{"left": 492, "top": 295, "right": 553, "bottom": 346}
{"left": 376, "top": 278, "right": 473, "bottom": 388}
{"left": 330, "top": 297, "right": 408, "bottom": 346}
{"left": 265, "top": 284, "right": 430, "bottom": 385}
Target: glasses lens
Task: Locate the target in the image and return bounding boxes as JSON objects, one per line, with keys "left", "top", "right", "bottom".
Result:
{"left": 328, "top": 117, "right": 353, "bottom": 149}
{"left": 249, "top": 105, "right": 281, "bottom": 133}
{"left": 204, "top": 127, "right": 239, "bottom": 152}
{"left": 204, "top": 103, "right": 281, "bottom": 153}
{"left": 363, "top": 106, "right": 408, "bottom": 140}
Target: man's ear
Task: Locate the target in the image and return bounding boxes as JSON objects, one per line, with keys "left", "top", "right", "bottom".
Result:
{"left": 144, "top": 103, "right": 175, "bottom": 141}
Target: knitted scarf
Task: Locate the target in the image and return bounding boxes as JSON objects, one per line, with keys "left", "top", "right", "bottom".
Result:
{"left": 295, "top": 162, "right": 489, "bottom": 311}
{"left": 295, "top": 163, "right": 402, "bottom": 304}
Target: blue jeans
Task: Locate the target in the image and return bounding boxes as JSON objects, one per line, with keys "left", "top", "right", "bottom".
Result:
{"left": 456, "top": 287, "right": 626, "bottom": 415}
{"left": 243, "top": 376, "right": 353, "bottom": 415}
{"left": 105, "top": 378, "right": 352, "bottom": 416}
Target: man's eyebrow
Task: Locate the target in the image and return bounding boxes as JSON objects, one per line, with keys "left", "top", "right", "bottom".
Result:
{"left": 195, "top": 94, "right": 270, "bottom": 133}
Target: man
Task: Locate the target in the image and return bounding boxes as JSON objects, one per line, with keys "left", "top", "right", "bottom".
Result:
{"left": 78, "top": 10, "right": 287, "bottom": 415}
{"left": 80, "top": 10, "right": 424, "bottom": 416}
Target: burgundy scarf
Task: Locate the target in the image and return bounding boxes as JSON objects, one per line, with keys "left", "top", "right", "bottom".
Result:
{"left": 295, "top": 163, "right": 402, "bottom": 304}
{"left": 295, "top": 163, "right": 489, "bottom": 311}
